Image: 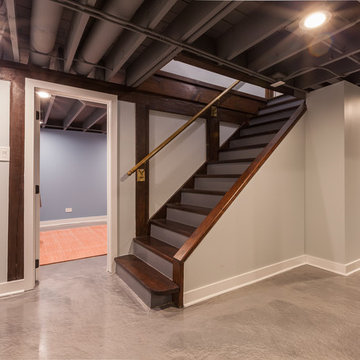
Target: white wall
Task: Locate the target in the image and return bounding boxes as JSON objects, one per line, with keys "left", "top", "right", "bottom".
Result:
{"left": 118, "top": 101, "right": 136, "bottom": 254}
{"left": 149, "top": 111, "right": 206, "bottom": 216}
{"left": 149, "top": 111, "right": 240, "bottom": 216}
{"left": 305, "top": 82, "right": 346, "bottom": 263}
{"left": 0, "top": 80, "right": 10, "bottom": 284}
{"left": 344, "top": 82, "right": 360, "bottom": 262}
{"left": 162, "top": 60, "right": 266, "bottom": 98}
{"left": 184, "top": 116, "right": 305, "bottom": 305}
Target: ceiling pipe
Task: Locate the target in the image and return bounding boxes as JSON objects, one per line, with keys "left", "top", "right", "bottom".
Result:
{"left": 73, "top": 0, "right": 143, "bottom": 76}
{"left": 30, "top": 0, "right": 63, "bottom": 67}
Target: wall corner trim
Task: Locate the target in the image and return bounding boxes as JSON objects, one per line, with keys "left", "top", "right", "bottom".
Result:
{"left": 184, "top": 254, "right": 360, "bottom": 307}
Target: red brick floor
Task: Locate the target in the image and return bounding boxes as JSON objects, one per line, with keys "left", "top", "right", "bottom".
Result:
{"left": 40, "top": 225, "right": 107, "bottom": 265}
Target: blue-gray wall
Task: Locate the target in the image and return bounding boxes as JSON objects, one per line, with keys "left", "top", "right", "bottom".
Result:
{"left": 40, "top": 129, "right": 107, "bottom": 221}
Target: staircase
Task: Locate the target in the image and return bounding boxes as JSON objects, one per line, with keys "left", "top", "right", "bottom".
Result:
{"left": 115, "top": 94, "right": 305, "bottom": 308}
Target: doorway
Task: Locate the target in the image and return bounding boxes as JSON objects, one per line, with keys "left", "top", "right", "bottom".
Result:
{"left": 37, "top": 92, "right": 108, "bottom": 266}
{"left": 24, "top": 79, "right": 118, "bottom": 291}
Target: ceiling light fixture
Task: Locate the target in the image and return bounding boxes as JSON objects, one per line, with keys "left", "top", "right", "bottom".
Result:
{"left": 271, "top": 80, "right": 285, "bottom": 88}
{"left": 302, "top": 11, "right": 330, "bottom": 29}
{"left": 36, "top": 91, "right": 51, "bottom": 99}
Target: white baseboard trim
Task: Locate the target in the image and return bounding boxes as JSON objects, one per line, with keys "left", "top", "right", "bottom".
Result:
{"left": 40, "top": 215, "right": 107, "bottom": 231}
{"left": 306, "top": 255, "right": 360, "bottom": 276}
{"left": 184, "top": 255, "right": 307, "bottom": 307}
{"left": 0, "top": 279, "right": 25, "bottom": 298}
{"left": 184, "top": 254, "right": 360, "bottom": 307}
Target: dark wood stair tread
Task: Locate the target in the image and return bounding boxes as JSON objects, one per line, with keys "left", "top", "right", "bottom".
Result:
{"left": 182, "top": 188, "right": 226, "bottom": 196}
{"left": 207, "top": 158, "right": 255, "bottom": 164}
{"left": 247, "top": 116, "right": 289, "bottom": 127}
{"left": 220, "top": 143, "right": 267, "bottom": 152}
{"left": 236, "top": 130, "right": 277, "bottom": 139}
{"left": 255, "top": 103, "right": 301, "bottom": 117}
{"left": 150, "top": 218, "right": 196, "bottom": 237}
{"left": 264, "top": 98, "right": 302, "bottom": 110}
{"left": 167, "top": 203, "right": 212, "bottom": 215}
{"left": 195, "top": 174, "right": 241, "bottom": 178}
{"left": 134, "top": 236, "right": 178, "bottom": 262}
{"left": 115, "top": 255, "right": 179, "bottom": 295}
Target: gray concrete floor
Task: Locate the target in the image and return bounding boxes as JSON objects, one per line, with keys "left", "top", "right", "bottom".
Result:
{"left": 1, "top": 256, "right": 360, "bottom": 360}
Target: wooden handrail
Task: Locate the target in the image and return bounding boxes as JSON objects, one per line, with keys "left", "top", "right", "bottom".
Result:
{"left": 127, "top": 79, "right": 241, "bottom": 176}
{"left": 174, "top": 102, "right": 307, "bottom": 263}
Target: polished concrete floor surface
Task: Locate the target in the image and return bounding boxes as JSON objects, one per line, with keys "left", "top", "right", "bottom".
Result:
{"left": 1, "top": 257, "right": 360, "bottom": 360}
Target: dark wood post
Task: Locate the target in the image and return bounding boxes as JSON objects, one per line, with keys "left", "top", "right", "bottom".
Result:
{"left": 206, "top": 105, "right": 219, "bottom": 161}
{"left": 135, "top": 104, "right": 149, "bottom": 236}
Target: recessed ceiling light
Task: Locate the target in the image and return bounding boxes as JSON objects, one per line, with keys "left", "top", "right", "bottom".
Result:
{"left": 37, "top": 91, "right": 51, "bottom": 99}
{"left": 302, "top": 11, "right": 330, "bottom": 29}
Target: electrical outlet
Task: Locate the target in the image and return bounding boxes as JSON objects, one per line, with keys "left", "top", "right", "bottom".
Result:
{"left": 0, "top": 146, "right": 10, "bottom": 162}
{"left": 65, "top": 208, "right": 72, "bottom": 213}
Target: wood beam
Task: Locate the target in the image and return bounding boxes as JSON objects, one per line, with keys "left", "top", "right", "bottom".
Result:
{"left": 4, "top": 0, "right": 19, "bottom": 62}
{"left": 63, "top": 100, "right": 86, "bottom": 130}
{"left": 105, "top": 0, "right": 177, "bottom": 81}
{"left": 137, "top": 73, "right": 264, "bottom": 115}
{"left": 206, "top": 106, "right": 219, "bottom": 162}
{"left": 5, "top": 72, "right": 24, "bottom": 281}
{"left": 83, "top": 107, "right": 106, "bottom": 131}
{"left": 135, "top": 104, "right": 149, "bottom": 236}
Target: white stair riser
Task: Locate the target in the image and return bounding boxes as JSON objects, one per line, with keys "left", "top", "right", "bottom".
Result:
{"left": 195, "top": 177, "right": 237, "bottom": 192}
{"left": 219, "top": 147, "right": 263, "bottom": 161}
{"left": 230, "top": 133, "right": 275, "bottom": 148}
{"left": 167, "top": 208, "right": 206, "bottom": 227}
{"left": 207, "top": 162, "right": 250, "bottom": 175}
{"left": 150, "top": 225, "right": 188, "bottom": 248}
{"left": 240, "top": 121, "right": 285, "bottom": 136}
{"left": 181, "top": 192, "right": 222, "bottom": 208}
{"left": 132, "top": 242, "right": 173, "bottom": 280}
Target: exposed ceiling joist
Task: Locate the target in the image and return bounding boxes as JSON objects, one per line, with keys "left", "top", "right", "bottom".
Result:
{"left": 63, "top": 100, "right": 86, "bottom": 130}
{"left": 248, "top": 17, "right": 360, "bottom": 72}
{"left": 49, "top": 0, "right": 306, "bottom": 95}
{"left": 125, "top": 1, "right": 240, "bottom": 87}
{"left": 4, "top": 0, "right": 19, "bottom": 62}
{"left": 296, "top": 66, "right": 360, "bottom": 90}
{"left": 105, "top": 0, "right": 177, "bottom": 81}
{"left": 83, "top": 107, "right": 106, "bottom": 130}
{"left": 42, "top": 95, "right": 56, "bottom": 126}
{"left": 217, "top": 5, "right": 297, "bottom": 60}
{"left": 64, "top": 0, "right": 96, "bottom": 72}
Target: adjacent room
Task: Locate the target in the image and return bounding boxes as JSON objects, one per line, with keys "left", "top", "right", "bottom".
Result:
{"left": 37, "top": 91, "right": 108, "bottom": 266}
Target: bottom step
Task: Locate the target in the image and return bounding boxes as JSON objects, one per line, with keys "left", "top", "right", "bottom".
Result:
{"left": 115, "top": 255, "right": 179, "bottom": 308}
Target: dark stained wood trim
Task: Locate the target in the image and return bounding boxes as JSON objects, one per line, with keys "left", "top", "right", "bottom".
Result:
{"left": 129, "top": 93, "right": 250, "bottom": 124}
{"left": 172, "top": 260, "right": 184, "bottom": 308}
{"left": 5, "top": 73, "right": 25, "bottom": 281}
{"left": 136, "top": 74, "right": 264, "bottom": 115}
{"left": 265, "top": 89, "right": 275, "bottom": 99}
{"left": 175, "top": 52, "right": 306, "bottom": 100}
{"left": 174, "top": 102, "right": 307, "bottom": 263}
{"left": 206, "top": 107, "right": 219, "bottom": 161}
{"left": 135, "top": 104, "right": 149, "bottom": 237}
